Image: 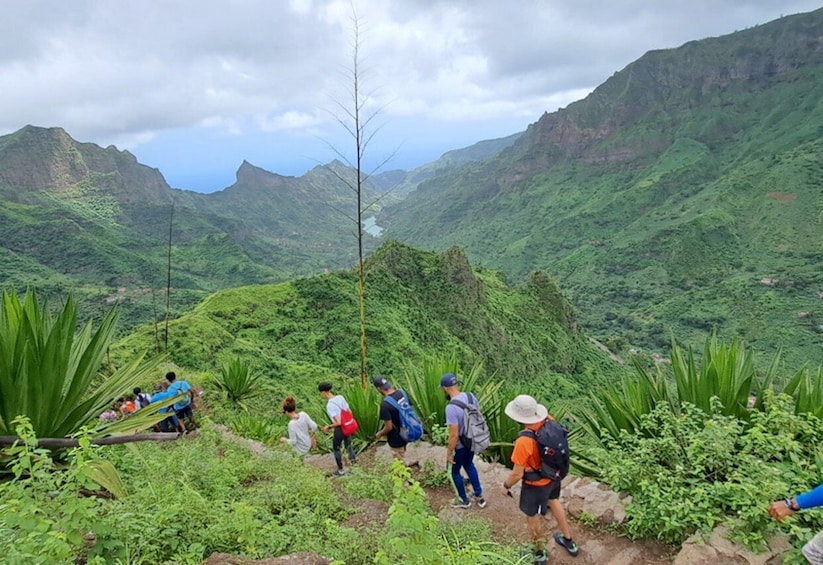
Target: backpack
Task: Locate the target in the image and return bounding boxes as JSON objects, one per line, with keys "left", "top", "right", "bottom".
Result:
{"left": 340, "top": 408, "right": 359, "bottom": 437}
{"left": 384, "top": 390, "right": 424, "bottom": 442}
{"left": 519, "top": 417, "right": 570, "bottom": 482}
{"left": 136, "top": 393, "right": 151, "bottom": 409}
{"left": 449, "top": 393, "right": 490, "bottom": 453}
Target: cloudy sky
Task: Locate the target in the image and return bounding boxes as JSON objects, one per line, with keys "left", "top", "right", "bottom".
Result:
{"left": 1, "top": 1, "right": 819, "bottom": 192}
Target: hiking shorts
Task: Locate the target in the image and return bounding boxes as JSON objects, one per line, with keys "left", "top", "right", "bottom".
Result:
{"left": 175, "top": 404, "right": 193, "bottom": 421}
{"left": 519, "top": 480, "right": 560, "bottom": 517}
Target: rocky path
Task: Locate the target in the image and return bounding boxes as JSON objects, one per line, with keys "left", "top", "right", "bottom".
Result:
{"left": 306, "top": 441, "right": 678, "bottom": 564}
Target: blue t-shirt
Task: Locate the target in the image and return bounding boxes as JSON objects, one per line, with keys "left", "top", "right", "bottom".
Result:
{"left": 167, "top": 380, "right": 192, "bottom": 410}
{"left": 150, "top": 389, "right": 175, "bottom": 413}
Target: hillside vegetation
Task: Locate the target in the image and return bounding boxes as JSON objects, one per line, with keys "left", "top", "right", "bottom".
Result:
{"left": 380, "top": 9, "right": 823, "bottom": 369}
{"left": 113, "top": 241, "right": 620, "bottom": 401}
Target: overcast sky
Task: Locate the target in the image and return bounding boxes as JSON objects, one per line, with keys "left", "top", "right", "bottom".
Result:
{"left": 1, "top": 1, "right": 819, "bottom": 192}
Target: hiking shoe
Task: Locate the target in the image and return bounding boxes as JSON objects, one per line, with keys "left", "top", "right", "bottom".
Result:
{"left": 450, "top": 498, "right": 472, "bottom": 509}
{"left": 554, "top": 532, "right": 579, "bottom": 556}
{"left": 331, "top": 469, "right": 346, "bottom": 477}
{"left": 473, "top": 496, "right": 487, "bottom": 508}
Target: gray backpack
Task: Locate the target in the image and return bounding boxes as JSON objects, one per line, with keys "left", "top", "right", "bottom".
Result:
{"left": 449, "top": 393, "right": 491, "bottom": 453}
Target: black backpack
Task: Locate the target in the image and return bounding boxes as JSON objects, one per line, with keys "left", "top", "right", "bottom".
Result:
{"left": 519, "top": 417, "right": 570, "bottom": 482}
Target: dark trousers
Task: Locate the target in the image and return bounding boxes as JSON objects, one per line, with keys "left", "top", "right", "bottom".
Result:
{"left": 332, "top": 427, "right": 357, "bottom": 470}
{"left": 450, "top": 448, "right": 482, "bottom": 502}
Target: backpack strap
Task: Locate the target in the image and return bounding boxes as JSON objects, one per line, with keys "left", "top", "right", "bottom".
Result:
{"left": 448, "top": 393, "right": 477, "bottom": 410}
{"left": 517, "top": 428, "right": 544, "bottom": 482}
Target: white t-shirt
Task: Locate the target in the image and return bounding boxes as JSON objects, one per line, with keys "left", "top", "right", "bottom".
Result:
{"left": 325, "top": 395, "right": 350, "bottom": 423}
{"left": 287, "top": 412, "right": 318, "bottom": 456}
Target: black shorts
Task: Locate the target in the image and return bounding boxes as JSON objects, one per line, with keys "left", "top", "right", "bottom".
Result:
{"left": 519, "top": 480, "right": 560, "bottom": 517}
{"left": 175, "top": 404, "right": 193, "bottom": 421}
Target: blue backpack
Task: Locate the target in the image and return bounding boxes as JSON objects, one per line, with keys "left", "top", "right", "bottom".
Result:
{"left": 384, "top": 390, "right": 424, "bottom": 442}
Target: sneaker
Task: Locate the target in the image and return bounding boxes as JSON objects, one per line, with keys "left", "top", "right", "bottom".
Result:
{"left": 450, "top": 498, "right": 472, "bottom": 509}
{"left": 554, "top": 532, "right": 579, "bottom": 557}
{"left": 533, "top": 552, "right": 547, "bottom": 565}
{"left": 473, "top": 496, "right": 487, "bottom": 508}
{"left": 331, "top": 469, "right": 346, "bottom": 477}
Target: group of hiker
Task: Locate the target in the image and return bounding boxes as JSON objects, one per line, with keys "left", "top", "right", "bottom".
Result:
{"left": 100, "top": 371, "right": 197, "bottom": 434}
{"left": 279, "top": 373, "right": 578, "bottom": 564}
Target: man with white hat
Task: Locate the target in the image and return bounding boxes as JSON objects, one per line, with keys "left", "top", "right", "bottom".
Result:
{"left": 500, "top": 394, "right": 578, "bottom": 564}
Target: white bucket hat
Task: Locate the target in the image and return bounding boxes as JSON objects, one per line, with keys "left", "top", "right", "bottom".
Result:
{"left": 504, "top": 394, "right": 548, "bottom": 424}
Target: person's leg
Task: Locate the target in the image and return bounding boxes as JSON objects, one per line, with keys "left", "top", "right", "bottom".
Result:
{"left": 449, "top": 452, "right": 469, "bottom": 504}
{"left": 527, "top": 515, "right": 546, "bottom": 558}
{"left": 548, "top": 480, "right": 578, "bottom": 556}
{"left": 461, "top": 449, "right": 483, "bottom": 498}
{"left": 390, "top": 445, "right": 406, "bottom": 462}
{"left": 520, "top": 484, "right": 550, "bottom": 562}
{"left": 343, "top": 434, "right": 357, "bottom": 463}
{"left": 549, "top": 499, "right": 572, "bottom": 539}
{"left": 332, "top": 427, "right": 344, "bottom": 471}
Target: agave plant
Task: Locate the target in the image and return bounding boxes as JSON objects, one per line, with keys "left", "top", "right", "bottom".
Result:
{"left": 578, "top": 335, "right": 780, "bottom": 448}
{"left": 396, "top": 351, "right": 499, "bottom": 432}
{"left": 0, "top": 290, "right": 165, "bottom": 440}
{"left": 211, "top": 356, "right": 262, "bottom": 406}
{"left": 782, "top": 365, "right": 823, "bottom": 419}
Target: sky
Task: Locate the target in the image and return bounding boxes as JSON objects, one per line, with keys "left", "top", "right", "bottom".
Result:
{"left": 1, "top": 1, "right": 820, "bottom": 193}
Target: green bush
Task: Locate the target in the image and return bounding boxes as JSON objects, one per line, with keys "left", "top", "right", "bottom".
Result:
{"left": 594, "top": 392, "right": 823, "bottom": 547}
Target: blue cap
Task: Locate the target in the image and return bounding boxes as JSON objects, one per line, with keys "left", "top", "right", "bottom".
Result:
{"left": 440, "top": 373, "right": 459, "bottom": 387}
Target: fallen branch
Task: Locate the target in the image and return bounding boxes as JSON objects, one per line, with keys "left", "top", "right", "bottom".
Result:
{"left": 0, "top": 432, "right": 181, "bottom": 448}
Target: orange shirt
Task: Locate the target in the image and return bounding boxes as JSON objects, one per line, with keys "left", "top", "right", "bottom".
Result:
{"left": 511, "top": 420, "right": 551, "bottom": 486}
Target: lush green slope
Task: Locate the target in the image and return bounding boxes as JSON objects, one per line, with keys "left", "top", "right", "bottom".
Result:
{"left": 380, "top": 9, "right": 823, "bottom": 369}
{"left": 114, "top": 241, "right": 621, "bottom": 399}
{"left": 0, "top": 126, "right": 384, "bottom": 331}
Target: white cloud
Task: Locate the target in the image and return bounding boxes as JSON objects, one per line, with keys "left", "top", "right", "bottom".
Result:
{"left": 0, "top": 0, "right": 819, "bottom": 190}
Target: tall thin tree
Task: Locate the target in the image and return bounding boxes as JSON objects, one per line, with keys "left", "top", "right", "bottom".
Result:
{"left": 325, "top": 8, "right": 397, "bottom": 388}
{"left": 164, "top": 201, "right": 174, "bottom": 352}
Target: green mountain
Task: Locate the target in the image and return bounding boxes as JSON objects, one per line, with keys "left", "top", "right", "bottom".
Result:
{"left": 380, "top": 9, "right": 823, "bottom": 368}
{"left": 0, "top": 126, "right": 381, "bottom": 329}
{"left": 371, "top": 132, "right": 522, "bottom": 196}
{"left": 114, "top": 241, "right": 618, "bottom": 398}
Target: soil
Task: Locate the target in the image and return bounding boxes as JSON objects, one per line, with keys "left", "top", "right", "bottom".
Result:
{"left": 304, "top": 442, "right": 679, "bottom": 564}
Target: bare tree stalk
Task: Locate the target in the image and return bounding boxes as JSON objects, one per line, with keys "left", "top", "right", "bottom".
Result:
{"left": 151, "top": 287, "right": 160, "bottom": 353}
{"left": 0, "top": 433, "right": 181, "bottom": 448}
{"left": 352, "top": 16, "right": 369, "bottom": 389}
{"left": 164, "top": 201, "right": 175, "bottom": 352}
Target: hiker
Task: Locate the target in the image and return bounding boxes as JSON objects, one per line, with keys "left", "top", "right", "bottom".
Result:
{"left": 318, "top": 382, "right": 357, "bottom": 476}
{"left": 373, "top": 376, "right": 422, "bottom": 463}
{"left": 166, "top": 371, "right": 197, "bottom": 430}
{"left": 280, "top": 396, "right": 318, "bottom": 457}
{"left": 769, "top": 484, "right": 823, "bottom": 562}
{"left": 442, "top": 372, "right": 486, "bottom": 509}
{"left": 134, "top": 387, "right": 152, "bottom": 410}
{"left": 500, "top": 394, "right": 578, "bottom": 563}
{"left": 150, "top": 381, "right": 185, "bottom": 434}
{"left": 119, "top": 395, "right": 137, "bottom": 417}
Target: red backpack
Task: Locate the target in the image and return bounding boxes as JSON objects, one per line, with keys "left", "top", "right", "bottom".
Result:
{"left": 340, "top": 409, "right": 359, "bottom": 437}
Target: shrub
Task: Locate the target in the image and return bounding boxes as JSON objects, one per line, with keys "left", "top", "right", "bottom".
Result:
{"left": 0, "top": 290, "right": 164, "bottom": 440}
{"left": 210, "top": 356, "right": 263, "bottom": 405}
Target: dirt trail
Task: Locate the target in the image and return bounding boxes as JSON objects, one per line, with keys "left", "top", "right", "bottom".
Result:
{"left": 305, "top": 442, "right": 678, "bottom": 564}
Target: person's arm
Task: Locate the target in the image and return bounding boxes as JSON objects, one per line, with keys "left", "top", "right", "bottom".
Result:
{"left": 769, "top": 484, "right": 823, "bottom": 521}
{"left": 446, "top": 424, "right": 459, "bottom": 464}
{"left": 375, "top": 400, "right": 394, "bottom": 440}
{"left": 500, "top": 464, "right": 525, "bottom": 496}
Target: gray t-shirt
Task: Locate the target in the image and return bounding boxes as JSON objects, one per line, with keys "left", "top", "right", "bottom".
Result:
{"left": 287, "top": 411, "right": 318, "bottom": 456}
{"left": 445, "top": 392, "right": 476, "bottom": 450}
